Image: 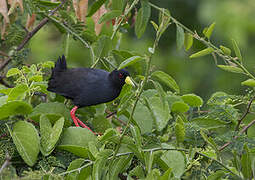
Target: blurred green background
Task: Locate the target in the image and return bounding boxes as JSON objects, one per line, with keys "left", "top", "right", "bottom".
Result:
{"left": 28, "top": 0, "right": 255, "bottom": 100}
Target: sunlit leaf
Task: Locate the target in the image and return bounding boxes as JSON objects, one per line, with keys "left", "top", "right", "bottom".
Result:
{"left": 184, "top": 32, "right": 193, "bottom": 51}
{"left": 189, "top": 47, "right": 214, "bottom": 59}
{"left": 241, "top": 79, "right": 255, "bottom": 87}
{"left": 151, "top": 71, "right": 180, "bottom": 93}
{"left": 217, "top": 65, "right": 244, "bottom": 74}
{"left": 181, "top": 94, "right": 203, "bottom": 107}
{"left": 171, "top": 101, "right": 189, "bottom": 113}
{"left": 203, "top": 22, "right": 216, "bottom": 39}
{"left": 232, "top": 39, "right": 242, "bottom": 62}
{"left": 220, "top": 45, "right": 231, "bottom": 56}
{"left": 0, "top": 101, "right": 32, "bottom": 120}
{"left": 118, "top": 56, "right": 142, "bottom": 69}
{"left": 6, "top": 68, "right": 21, "bottom": 77}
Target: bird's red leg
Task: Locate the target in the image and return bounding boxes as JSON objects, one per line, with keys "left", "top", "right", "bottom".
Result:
{"left": 70, "top": 106, "right": 80, "bottom": 127}
{"left": 70, "top": 106, "right": 96, "bottom": 135}
{"left": 76, "top": 118, "right": 96, "bottom": 135}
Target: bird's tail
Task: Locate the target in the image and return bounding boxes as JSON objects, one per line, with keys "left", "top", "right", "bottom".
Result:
{"left": 47, "top": 55, "right": 67, "bottom": 92}
{"left": 54, "top": 55, "right": 67, "bottom": 71}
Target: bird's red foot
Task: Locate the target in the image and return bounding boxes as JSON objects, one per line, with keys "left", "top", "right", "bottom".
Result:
{"left": 70, "top": 106, "right": 96, "bottom": 135}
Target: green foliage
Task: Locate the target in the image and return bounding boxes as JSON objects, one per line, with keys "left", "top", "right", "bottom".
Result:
{"left": 1, "top": 0, "right": 255, "bottom": 179}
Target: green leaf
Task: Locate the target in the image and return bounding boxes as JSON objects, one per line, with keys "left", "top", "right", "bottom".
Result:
{"left": 145, "top": 97, "right": 171, "bottom": 131}
{"left": 58, "top": 127, "right": 97, "bottom": 157}
{"left": 112, "top": 0, "right": 123, "bottom": 11}
{"left": 220, "top": 45, "right": 231, "bottom": 56}
{"left": 184, "top": 32, "right": 193, "bottom": 51}
{"left": 171, "top": 101, "right": 189, "bottom": 113}
{"left": 159, "top": 168, "right": 173, "bottom": 180}
{"left": 59, "top": 127, "right": 97, "bottom": 147}
{"left": 203, "top": 22, "right": 216, "bottom": 39}
{"left": 8, "top": 121, "right": 40, "bottom": 166}
{"left": 87, "top": 0, "right": 107, "bottom": 17}
{"left": 0, "top": 101, "right": 32, "bottom": 120}
{"left": 93, "top": 35, "right": 112, "bottom": 58}
{"left": 36, "top": 0, "right": 60, "bottom": 7}
{"left": 58, "top": 145, "right": 91, "bottom": 158}
{"left": 118, "top": 56, "right": 143, "bottom": 69}
{"left": 99, "top": 128, "right": 118, "bottom": 143}
{"left": 110, "top": 155, "right": 133, "bottom": 179}
{"left": 176, "top": 25, "right": 184, "bottom": 50}
{"left": 42, "top": 61, "right": 55, "bottom": 68}
{"left": 130, "top": 125, "right": 142, "bottom": 149}
{"left": 92, "top": 150, "right": 113, "bottom": 180}
{"left": 152, "top": 81, "right": 166, "bottom": 107}
{"left": 133, "top": 101, "right": 153, "bottom": 134}
{"left": 175, "top": 116, "right": 185, "bottom": 144}
{"left": 135, "top": 0, "right": 151, "bottom": 38}
{"left": 7, "top": 84, "right": 28, "bottom": 101}
{"left": 207, "top": 170, "right": 226, "bottom": 180}
{"left": 92, "top": 114, "right": 112, "bottom": 133}
{"left": 151, "top": 71, "right": 180, "bottom": 93}
{"left": 232, "top": 39, "right": 242, "bottom": 62}
{"left": 189, "top": 47, "right": 214, "bottom": 59}
{"left": 40, "top": 115, "right": 64, "bottom": 156}
{"left": 66, "top": 159, "right": 92, "bottom": 180}
{"left": 181, "top": 94, "right": 203, "bottom": 107}
{"left": 160, "top": 144, "right": 185, "bottom": 178}
{"left": 99, "top": 10, "right": 122, "bottom": 24}
{"left": 191, "top": 118, "right": 227, "bottom": 129}
{"left": 241, "top": 79, "right": 255, "bottom": 87}
{"left": 241, "top": 144, "right": 252, "bottom": 179}
{"left": 217, "top": 65, "right": 244, "bottom": 74}
{"left": 29, "top": 102, "right": 70, "bottom": 123}
{"left": 6, "top": 68, "right": 21, "bottom": 77}
{"left": 150, "top": 20, "right": 158, "bottom": 31}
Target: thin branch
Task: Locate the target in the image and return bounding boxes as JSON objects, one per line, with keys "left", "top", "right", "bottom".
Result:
{"left": 0, "top": 76, "right": 13, "bottom": 88}
{"left": 0, "top": 153, "right": 11, "bottom": 174}
{"left": 219, "top": 119, "right": 255, "bottom": 151}
{"left": 0, "top": 57, "right": 11, "bottom": 71}
{"left": 0, "top": 51, "right": 9, "bottom": 57}
{"left": 17, "top": 0, "right": 67, "bottom": 51}
{"left": 235, "top": 95, "right": 255, "bottom": 131}
{"left": 0, "top": 0, "right": 67, "bottom": 71}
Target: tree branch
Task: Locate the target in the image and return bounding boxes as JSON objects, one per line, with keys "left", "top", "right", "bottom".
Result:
{"left": 0, "top": 0, "right": 67, "bottom": 71}
{"left": 235, "top": 95, "right": 255, "bottom": 131}
{"left": 219, "top": 119, "right": 255, "bottom": 151}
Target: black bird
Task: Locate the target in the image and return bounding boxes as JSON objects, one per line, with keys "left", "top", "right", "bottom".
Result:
{"left": 47, "top": 55, "right": 134, "bottom": 135}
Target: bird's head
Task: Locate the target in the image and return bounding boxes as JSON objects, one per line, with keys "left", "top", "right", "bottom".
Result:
{"left": 110, "top": 69, "right": 134, "bottom": 87}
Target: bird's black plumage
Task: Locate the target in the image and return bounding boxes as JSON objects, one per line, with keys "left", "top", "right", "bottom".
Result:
{"left": 47, "top": 55, "right": 130, "bottom": 107}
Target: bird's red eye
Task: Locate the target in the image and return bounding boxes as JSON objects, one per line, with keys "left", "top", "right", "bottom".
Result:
{"left": 119, "top": 73, "right": 123, "bottom": 78}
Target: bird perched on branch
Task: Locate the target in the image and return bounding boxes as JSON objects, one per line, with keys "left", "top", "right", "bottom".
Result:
{"left": 47, "top": 55, "right": 134, "bottom": 135}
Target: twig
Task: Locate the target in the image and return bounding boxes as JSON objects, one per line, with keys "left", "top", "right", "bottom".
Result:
{"left": 0, "top": 133, "right": 7, "bottom": 139}
{"left": 0, "top": 76, "right": 13, "bottom": 88}
{"left": 0, "top": 153, "right": 11, "bottom": 174}
{"left": 0, "top": 0, "right": 67, "bottom": 71}
{"left": 0, "top": 51, "right": 9, "bottom": 57}
{"left": 0, "top": 57, "right": 11, "bottom": 71}
{"left": 219, "top": 119, "right": 255, "bottom": 151}
{"left": 235, "top": 95, "right": 255, "bottom": 131}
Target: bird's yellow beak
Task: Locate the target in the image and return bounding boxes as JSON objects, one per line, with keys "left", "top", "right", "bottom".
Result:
{"left": 125, "top": 76, "right": 135, "bottom": 87}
